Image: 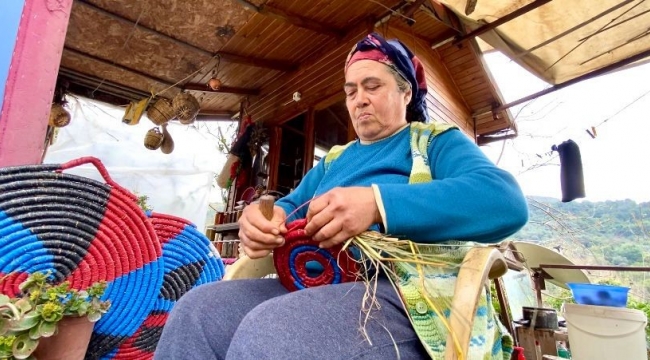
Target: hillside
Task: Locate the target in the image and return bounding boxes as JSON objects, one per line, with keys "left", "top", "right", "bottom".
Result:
{"left": 511, "top": 196, "right": 650, "bottom": 300}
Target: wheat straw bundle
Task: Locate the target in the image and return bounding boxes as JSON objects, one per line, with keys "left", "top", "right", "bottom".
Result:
{"left": 344, "top": 232, "right": 466, "bottom": 358}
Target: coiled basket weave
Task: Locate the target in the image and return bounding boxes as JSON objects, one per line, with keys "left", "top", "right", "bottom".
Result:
{"left": 111, "top": 212, "right": 225, "bottom": 359}
{"left": 0, "top": 157, "right": 224, "bottom": 359}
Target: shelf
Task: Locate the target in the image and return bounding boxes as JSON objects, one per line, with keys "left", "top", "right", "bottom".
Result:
{"left": 206, "top": 222, "right": 240, "bottom": 232}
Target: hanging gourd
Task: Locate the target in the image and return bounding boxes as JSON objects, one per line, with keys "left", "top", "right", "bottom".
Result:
{"left": 160, "top": 123, "right": 175, "bottom": 154}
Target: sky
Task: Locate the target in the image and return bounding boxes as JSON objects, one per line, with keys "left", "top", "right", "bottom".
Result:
{"left": 480, "top": 52, "right": 650, "bottom": 203}
{"left": 0, "top": 1, "right": 25, "bottom": 108}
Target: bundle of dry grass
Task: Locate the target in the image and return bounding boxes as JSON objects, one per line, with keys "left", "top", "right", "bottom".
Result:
{"left": 342, "top": 232, "right": 466, "bottom": 358}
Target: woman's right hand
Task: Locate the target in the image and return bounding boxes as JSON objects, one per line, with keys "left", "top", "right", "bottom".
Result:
{"left": 238, "top": 204, "right": 287, "bottom": 259}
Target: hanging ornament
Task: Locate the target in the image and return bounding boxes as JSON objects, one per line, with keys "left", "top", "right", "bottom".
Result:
{"left": 207, "top": 56, "right": 222, "bottom": 90}
{"left": 160, "top": 123, "right": 175, "bottom": 154}
{"left": 208, "top": 78, "right": 222, "bottom": 90}
{"left": 49, "top": 103, "right": 71, "bottom": 128}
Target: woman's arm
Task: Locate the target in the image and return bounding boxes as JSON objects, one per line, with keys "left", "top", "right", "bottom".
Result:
{"left": 375, "top": 129, "right": 528, "bottom": 243}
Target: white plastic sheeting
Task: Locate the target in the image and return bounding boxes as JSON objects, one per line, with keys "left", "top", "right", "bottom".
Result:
{"left": 44, "top": 96, "right": 235, "bottom": 230}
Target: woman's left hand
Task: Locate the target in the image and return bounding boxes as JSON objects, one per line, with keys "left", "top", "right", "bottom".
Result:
{"left": 304, "top": 187, "right": 381, "bottom": 248}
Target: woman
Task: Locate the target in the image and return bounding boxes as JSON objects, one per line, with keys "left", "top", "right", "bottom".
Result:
{"left": 154, "top": 33, "right": 528, "bottom": 359}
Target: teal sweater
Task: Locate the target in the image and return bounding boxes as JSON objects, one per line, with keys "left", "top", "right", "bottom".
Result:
{"left": 276, "top": 126, "right": 528, "bottom": 243}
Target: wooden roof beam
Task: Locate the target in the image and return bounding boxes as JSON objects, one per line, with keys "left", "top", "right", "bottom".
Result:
{"left": 232, "top": 0, "right": 343, "bottom": 38}
{"left": 59, "top": 68, "right": 150, "bottom": 101}
{"left": 427, "top": 0, "right": 552, "bottom": 48}
{"left": 424, "top": 0, "right": 464, "bottom": 33}
{"left": 452, "top": 0, "right": 552, "bottom": 46}
{"left": 60, "top": 69, "right": 238, "bottom": 117}
{"left": 218, "top": 52, "right": 297, "bottom": 72}
{"left": 183, "top": 83, "right": 260, "bottom": 96}
{"left": 63, "top": 46, "right": 261, "bottom": 96}
{"left": 64, "top": 46, "right": 170, "bottom": 88}
{"left": 74, "top": 0, "right": 297, "bottom": 72}
{"left": 401, "top": 0, "right": 428, "bottom": 26}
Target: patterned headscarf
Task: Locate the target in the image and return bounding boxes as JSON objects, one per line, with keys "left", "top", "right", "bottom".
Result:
{"left": 345, "top": 33, "right": 428, "bottom": 123}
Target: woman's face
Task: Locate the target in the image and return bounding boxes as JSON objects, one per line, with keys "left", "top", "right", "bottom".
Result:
{"left": 344, "top": 60, "right": 411, "bottom": 142}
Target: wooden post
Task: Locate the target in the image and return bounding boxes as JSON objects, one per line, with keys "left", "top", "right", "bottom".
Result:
{"left": 0, "top": 0, "right": 74, "bottom": 167}
{"left": 347, "top": 117, "right": 357, "bottom": 142}
{"left": 0, "top": 0, "right": 73, "bottom": 166}
{"left": 303, "top": 107, "right": 315, "bottom": 175}
{"left": 267, "top": 126, "right": 282, "bottom": 191}
{"left": 494, "top": 278, "right": 514, "bottom": 336}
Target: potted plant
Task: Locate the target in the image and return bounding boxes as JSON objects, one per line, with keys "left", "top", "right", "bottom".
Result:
{"left": 0, "top": 271, "right": 111, "bottom": 360}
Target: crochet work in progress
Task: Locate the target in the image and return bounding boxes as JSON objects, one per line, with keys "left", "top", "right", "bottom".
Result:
{"left": 273, "top": 219, "right": 359, "bottom": 292}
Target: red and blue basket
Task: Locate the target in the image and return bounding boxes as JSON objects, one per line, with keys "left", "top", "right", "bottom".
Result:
{"left": 0, "top": 157, "right": 224, "bottom": 359}
{"left": 111, "top": 212, "right": 225, "bottom": 359}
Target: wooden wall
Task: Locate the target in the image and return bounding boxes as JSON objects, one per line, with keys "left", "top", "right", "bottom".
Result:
{"left": 247, "top": 23, "right": 370, "bottom": 125}
{"left": 249, "top": 26, "right": 475, "bottom": 138}
{"left": 384, "top": 28, "right": 474, "bottom": 136}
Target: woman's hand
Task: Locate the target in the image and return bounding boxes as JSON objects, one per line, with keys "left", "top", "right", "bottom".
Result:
{"left": 304, "top": 187, "right": 381, "bottom": 248}
{"left": 238, "top": 204, "right": 287, "bottom": 259}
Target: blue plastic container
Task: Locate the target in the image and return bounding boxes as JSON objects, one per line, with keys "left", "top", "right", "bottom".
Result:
{"left": 566, "top": 282, "right": 630, "bottom": 307}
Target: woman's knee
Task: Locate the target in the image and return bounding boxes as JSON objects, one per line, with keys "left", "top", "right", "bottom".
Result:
{"left": 226, "top": 281, "right": 423, "bottom": 359}
{"left": 168, "top": 281, "right": 222, "bottom": 317}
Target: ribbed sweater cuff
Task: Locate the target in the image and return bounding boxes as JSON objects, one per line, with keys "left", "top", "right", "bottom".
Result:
{"left": 371, "top": 184, "right": 387, "bottom": 231}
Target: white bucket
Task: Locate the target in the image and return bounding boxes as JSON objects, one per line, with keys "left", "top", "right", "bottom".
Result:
{"left": 562, "top": 303, "right": 647, "bottom": 360}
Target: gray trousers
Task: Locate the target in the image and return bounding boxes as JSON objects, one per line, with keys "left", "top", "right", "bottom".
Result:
{"left": 153, "top": 277, "right": 428, "bottom": 359}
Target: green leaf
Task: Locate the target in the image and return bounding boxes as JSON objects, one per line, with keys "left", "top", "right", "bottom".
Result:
{"left": 28, "top": 324, "right": 41, "bottom": 340}
{"left": 77, "top": 302, "right": 89, "bottom": 314}
{"left": 11, "top": 333, "right": 38, "bottom": 359}
{"left": 38, "top": 321, "right": 57, "bottom": 338}
{"left": 0, "top": 348, "right": 13, "bottom": 358}
{"left": 1, "top": 302, "right": 20, "bottom": 319}
{"left": 18, "top": 279, "right": 36, "bottom": 293}
{"left": 0, "top": 294, "right": 9, "bottom": 306}
{"left": 87, "top": 311, "right": 101, "bottom": 323}
{"left": 15, "top": 298, "right": 32, "bottom": 313}
{"left": 11, "top": 313, "right": 41, "bottom": 332}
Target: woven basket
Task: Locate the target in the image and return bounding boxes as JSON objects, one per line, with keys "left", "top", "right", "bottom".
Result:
{"left": 49, "top": 103, "right": 71, "bottom": 128}
{"left": 146, "top": 98, "right": 175, "bottom": 126}
{"left": 0, "top": 157, "right": 164, "bottom": 359}
{"left": 144, "top": 127, "right": 164, "bottom": 150}
{"left": 172, "top": 92, "right": 200, "bottom": 125}
{"left": 113, "top": 212, "right": 225, "bottom": 358}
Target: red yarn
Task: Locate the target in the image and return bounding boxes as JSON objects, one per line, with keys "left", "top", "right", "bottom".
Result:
{"left": 273, "top": 219, "right": 359, "bottom": 292}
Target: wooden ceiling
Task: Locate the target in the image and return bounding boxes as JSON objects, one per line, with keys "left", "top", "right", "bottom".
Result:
{"left": 59, "top": 0, "right": 514, "bottom": 140}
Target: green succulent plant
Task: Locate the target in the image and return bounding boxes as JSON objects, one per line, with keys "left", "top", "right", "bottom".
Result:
{"left": 0, "top": 271, "right": 111, "bottom": 359}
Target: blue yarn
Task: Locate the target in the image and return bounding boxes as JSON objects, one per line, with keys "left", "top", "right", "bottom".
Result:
{"left": 104, "top": 348, "right": 119, "bottom": 359}
{"left": 470, "top": 335, "right": 487, "bottom": 347}
{"left": 95, "top": 261, "right": 163, "bottom": 337}
{"left": 476, "top": 305, "right": 488, "bottom": 316}
{"left": 151, "top": 298, "right": 175, "bottom": 312}
{"left": 0, "top": 216, "right": 54, "bottom": 273}
{"left": 491, "top": 336, "right": 503, "bottom": 355}
{"left": 288, "top": 245, "right": 341, "bottom": 289}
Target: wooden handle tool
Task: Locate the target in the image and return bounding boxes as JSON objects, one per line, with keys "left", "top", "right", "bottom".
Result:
{"left": 259, "top": 195, "right": 275, "bottom": 220}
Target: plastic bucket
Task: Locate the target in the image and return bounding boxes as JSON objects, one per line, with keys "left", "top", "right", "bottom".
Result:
{"left": 562, "top": 303, "right": 647, "bottom": 360}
